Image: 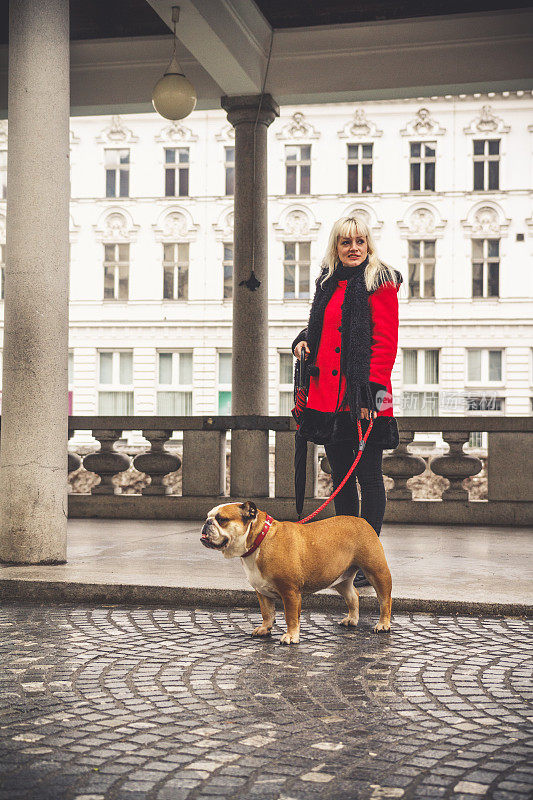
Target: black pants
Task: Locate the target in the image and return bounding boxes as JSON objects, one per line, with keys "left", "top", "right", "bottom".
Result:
{"left": 325, "top": 438, "right": 386, "bottom": 536}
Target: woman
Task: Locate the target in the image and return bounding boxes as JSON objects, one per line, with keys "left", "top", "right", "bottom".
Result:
{"left": 292, "top": 216, "right": 402, "bottom": 587}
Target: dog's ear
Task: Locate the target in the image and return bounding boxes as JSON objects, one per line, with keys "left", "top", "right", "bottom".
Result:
{"left": 239, "top": 501, "right": 257, "bottom": 521}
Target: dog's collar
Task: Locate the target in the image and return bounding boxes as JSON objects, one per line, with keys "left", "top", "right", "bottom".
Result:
{"left": 241, "top": 514, "right": 274, "bottom": 559}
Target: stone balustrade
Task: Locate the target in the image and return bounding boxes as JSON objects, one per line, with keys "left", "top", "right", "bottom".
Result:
{"left": 4, "top": 414, "right": 531, "bottom": 525}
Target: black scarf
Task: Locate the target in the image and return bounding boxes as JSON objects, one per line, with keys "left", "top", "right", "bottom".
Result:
{"left": 306, "top": 255, "right": 375, "bottom": 421}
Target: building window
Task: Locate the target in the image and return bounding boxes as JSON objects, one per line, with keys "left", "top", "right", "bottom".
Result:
{"left": 156, "top": 351, "right": 193, "bottom": 414}
{"left": 98, "top": 350, "right": 134, "bottom": 414}
{"left": 279, "top": 352, "right": 294, "bottom": 415}
{"left": 163, "top": 243, "right": 189, "bottom": 300}
{"left": 402, "top": 348, "right": 439, "bottom": 416}
{"left": 467, "top": 349, "right": 503, "bottom": 383}
{"left": 218, "top": 352, "right": 232, "bottom": 414}
{"left": 225, "top": 147, "right": 235, "bottom": 195}
{"left": 285, "top": 145, "right": 311, "bottom": 195}
{"left": 473, "top": 139, "right": 500, "bottom": 191}
{"left": 347, "top": 143, "right": 373, "bottom": 194}
{"left": 165, "top": 147, "right": 189, "bottom": 197}
{"left": 410, "top": 142, "right": 436, "bottom": 191}
{"left": 223, "top": 242, "right": 233, "bottom": 300}
{"left": 472, "top": 239, "right": 499, "bottom": 298}
{"left": 0, "top": 243, "right": 5, "bottom": 300}
{"left": 105, "top": 149, "right": 130, "bottom": 197}
{"left": 466, "top": 396, "right": 504, "bottom": 412}
{"left": 0, "top": 150, "right": 6, "bottom": 199}
{"left": 283, "top": 242, "right": 310, "bottom": 300}
{"left": 408, "top": 240, "right": 435, "bottom": 298}
{"left": 104, "top": 243, "right": 129, "bottom": 301}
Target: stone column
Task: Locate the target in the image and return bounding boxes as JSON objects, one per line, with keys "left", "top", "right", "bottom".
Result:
{"left": 221, "top": 94, "right": 279, "bottom": 498}
{"left": 0, "top": 0, "right": 70, "bottom": 564}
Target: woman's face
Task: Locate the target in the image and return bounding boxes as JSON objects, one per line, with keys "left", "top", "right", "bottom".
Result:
{"left": 337, "top": 232, "right": 368, "bottom": 267}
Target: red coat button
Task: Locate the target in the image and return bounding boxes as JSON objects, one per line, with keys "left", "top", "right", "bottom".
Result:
{"left": 335, "top": 347, "right": 340, "bottom": 353}
{"left": 332, "top": 369, "right": 338, "bottom": 376}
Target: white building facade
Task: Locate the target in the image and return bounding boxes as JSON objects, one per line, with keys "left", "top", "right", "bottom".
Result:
{"left": 0, "top": 92, "right": 532, "bottom": 435}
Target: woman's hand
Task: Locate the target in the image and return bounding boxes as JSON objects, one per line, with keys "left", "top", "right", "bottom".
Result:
{"left": 361, "top": 408, "right": 378, "bottom": 420}
{"left": 294, "top": 341, "right": 310, "bottom": 360}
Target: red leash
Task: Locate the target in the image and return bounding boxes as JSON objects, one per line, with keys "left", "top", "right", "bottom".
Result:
{"left": 297, "top": 417, "right": 373, "bottom": 524}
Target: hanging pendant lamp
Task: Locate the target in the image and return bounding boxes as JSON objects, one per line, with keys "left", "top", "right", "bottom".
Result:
{"left": 152, "top": 6, "right": 197, "bottom": 121}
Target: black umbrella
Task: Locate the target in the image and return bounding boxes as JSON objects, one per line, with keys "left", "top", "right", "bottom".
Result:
{"left": 294, "top": 350, "right": 309, "bottom": 519}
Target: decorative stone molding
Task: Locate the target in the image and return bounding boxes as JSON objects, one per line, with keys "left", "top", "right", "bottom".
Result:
{"left": 272, "top": 205, "right": 321, "bottom": 239}
{"left": 342, "top": 203, "right": 384, "bottom": 238}
{"left": 400, "top": 107, "right": 446, "bottom": 137}
{"left": 398, "top": 203, "right": 447, "bottom": 238}
{"left": 463, "top": 105, "right": 510, "bottom": 135}
{"left": 0, "top": 120, "right": 7, "bottom": 148}
{"left": 430, "top": 432, "right": 482, "bottom": 500}
{"left": 382, "top": 431, "right": 426, "bottom": 499}
{"left": 96, "top": 115, "right": 139, "bottom": 145}
{"left": 155, "top": 120, "right": 198, "bottom": 144}
{"left": 461, "top": 202, "right": 510, "bottom": 237}
{"left": 276, "top": 112, "right": 320, "bottom": 140}
{"left": 152, "top": 207, "right": 199, "bottom": 242}
{"left": 215, "top": 124, "right": 235, "bottom": 142}
{"left": 69, "top": 213, "right": 81, "bottom": 243}
{"left": 212, "top": 207, "right": 234, "bottom": 241}
{"left": 133, "top": 431, "right": 181, "bottom": 496}
{"left": 338, "top": 108, "right": 383, "bottom": 139}
{"left": 93, "top": 208, "right": 140, "bottom": 243}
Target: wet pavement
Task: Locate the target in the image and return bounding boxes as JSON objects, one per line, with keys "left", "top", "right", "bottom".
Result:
{"left": 1, "top": 603, "right": 532, "bottom": 800}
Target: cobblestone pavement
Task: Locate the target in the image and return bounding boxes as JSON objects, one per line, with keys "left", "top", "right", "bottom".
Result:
{"left": 0, "top": 604, "right": 532, "bottom": 800}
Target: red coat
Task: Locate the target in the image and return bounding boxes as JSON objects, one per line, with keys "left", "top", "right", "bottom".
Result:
{"left": 307, "top": 279, "right": 399, "bottom": 417}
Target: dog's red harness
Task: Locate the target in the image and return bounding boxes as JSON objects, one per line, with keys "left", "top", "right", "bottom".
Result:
{"left": 241, "top": 514, "right": 274, "bottom": 558}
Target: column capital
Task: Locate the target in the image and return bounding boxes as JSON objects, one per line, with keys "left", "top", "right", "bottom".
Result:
{"left": 221, "top": 93, "right": 279, "bottom": 128}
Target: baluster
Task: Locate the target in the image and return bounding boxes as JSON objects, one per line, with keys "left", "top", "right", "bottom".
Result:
{"left": 133, "top": 430, "right": 181, "bottom": 496}
{"left": 382, "top": 430, "right": 426, "bottom": 500}
{"left": 430, "top": 431, "right": 482, "bottom": 501}
{"left": 83, "top": 430, "right": 130, "bottom": 495}
{"left": 67, "top": 429, "right": 82, "bottom": 474}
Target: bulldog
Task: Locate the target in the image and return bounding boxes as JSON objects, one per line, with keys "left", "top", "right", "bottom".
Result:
{"left": 200, "top": 501, "right": 392, "bottom": 645}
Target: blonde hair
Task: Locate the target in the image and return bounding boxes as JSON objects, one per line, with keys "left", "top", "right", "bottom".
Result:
{"left": 319, "top": 216, "right": 397, "bottom": 292}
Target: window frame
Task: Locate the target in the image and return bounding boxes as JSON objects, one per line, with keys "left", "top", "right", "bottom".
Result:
{"left": 347, "top": 142, "right": 373, "bottom": 194}
{"left": 407, "top": 239, "right": 436, "bottom": 299}
{"left": 473, "top": 138, "right": 500, "bottom": 192}
{"left": 103, "top": 242, "right": 129, "bottom": 301}
{"left": 104, "top": 148, "right": 130, "bottom": 198}
{"left": 217, "top": 351, "right": 232, "bottom": 415}
{"left": 156, "top": 350, "right": 193, "bottom": 415}
{"left": 283, "top": 241, "right": 311, "bottom": 300}
{"left": 163, "top": 242, "right": 189, "bottom": 301}
{"left": 278, "top": 351, "right": 294, "bottom": 415}
{"left": 97, "top": 349, "right": 134, "bottom": 415}
{"left": 471, "top": 238, "right": 500, "bottom": 298}
{"left": 222, "top": 241, "right": 233, "bottom": 300}
{"left": 285, "top": 144, "right": 311, "bottom": 195}
{"left": 224, "top": 146, "right": 235, "bottom": 196}
{"left": 465, "top": 348, "right": 504, "bottom": 386}
{"left": 164, "top": 147, "right": 190, "bottom": 197}
{"left": 409, "top": 140, "right": 436, "bottom": 192}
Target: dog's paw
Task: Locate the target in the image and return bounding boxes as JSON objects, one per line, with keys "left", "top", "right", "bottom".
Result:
{"left": 339, "top": 616, "right": 359, "bottom": 627}
{"left": 252, "top": 625, "right": 272, "bottom": 637}
{"left": 373, "top": 621, "right": 391, "bottom": 633}
{"left": 280, "top": 632, "right": 299, "bottom": 645}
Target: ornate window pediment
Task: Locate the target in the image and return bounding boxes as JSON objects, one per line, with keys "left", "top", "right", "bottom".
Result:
{"left": 94, "top": 208, "right": 139, "bottom": 242}
{"left": 96, "top": 115, "right": 139, "bottom": 145}
{"left": 398, "top": 204, "right": 447, "bottom": 238}
{"left": 461, "top": 202, "right": 510, "bottom": 236}
{"left": 464, "top": 105, "right": 510, "bottom": 135}
{"left": 273, "top": 206, "right": 321, "bottom": 239}
{"left": 400, "top": 108, "right": 446, "bottom": 137}
{"left": 155, "top": 120, "right": 198, "bottom": 144}
{"left": 215, "top": 124, "right": 235, "bottom": 142}
{"left": 341, "top": 203, "right": 384, "bottom": 239}
{"left": 213, "top": 208, "right": 234, "bottom": 241}
{"left": 276, "top": 112, "right": 320, "bottom": 141}
{"left": 338, "top": 109, "right": 383, "bottom": 139}
{"left": 153, "top": 208, "right": 199, "bottom": 242}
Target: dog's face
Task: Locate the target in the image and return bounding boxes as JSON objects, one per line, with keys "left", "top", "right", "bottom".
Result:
{"left": 200, "top": 502, "right": 258, "bottom": 558}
